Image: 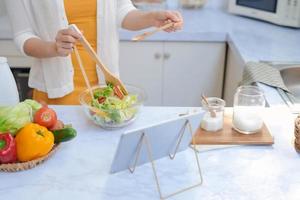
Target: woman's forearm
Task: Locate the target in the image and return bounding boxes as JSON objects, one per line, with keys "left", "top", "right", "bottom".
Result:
{"left": 122, "top": 10, "right": 155, "bottom": 31}
{"left": 24, "top": 38, "right": 58, "bottom": 58}
{"left": 122, "top": 10, "right": 184, "bottom": 32}
{"left": 24, "top": 28, "right": 80, "bottom": 58}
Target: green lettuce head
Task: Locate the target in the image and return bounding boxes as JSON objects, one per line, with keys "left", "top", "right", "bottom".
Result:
{"left": 0, "top": 100, "right": 42, "bottom": 135}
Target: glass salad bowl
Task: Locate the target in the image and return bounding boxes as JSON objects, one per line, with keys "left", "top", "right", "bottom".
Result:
{"left": 79, "top": 84, "right": 146, "bottom": 129}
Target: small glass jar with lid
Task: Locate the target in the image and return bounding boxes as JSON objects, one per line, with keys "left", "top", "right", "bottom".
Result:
{"left": 232, "top": 86, "right": 266, "bottom": 134}
{"left": 200, "top": 97, "right": 226, "bottom": 132}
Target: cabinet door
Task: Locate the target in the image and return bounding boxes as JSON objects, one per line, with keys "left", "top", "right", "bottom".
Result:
{"left": 223, "top": 48, "right": 245, "bottom": 106}
{"left": 119, "top": 41, "right": 163, "bottom": 106}
{"left": 163, "top": 42, "right": 226, "bottom": 106}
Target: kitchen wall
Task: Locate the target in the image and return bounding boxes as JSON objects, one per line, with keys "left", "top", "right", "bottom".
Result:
{"left": 0, "top": 1, "right": 6, "bottom": 16}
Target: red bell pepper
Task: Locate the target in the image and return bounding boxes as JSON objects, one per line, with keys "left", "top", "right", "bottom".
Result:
{"left": 0, "top": 133, "right": 17, "bottom": 164}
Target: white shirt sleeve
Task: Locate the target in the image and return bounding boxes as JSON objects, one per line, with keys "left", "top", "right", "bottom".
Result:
{"left": 5, "top": 0, "right": 40, "bottom": 56}
{"left": 117, "top": 0, "right": 137, "bottom": 28}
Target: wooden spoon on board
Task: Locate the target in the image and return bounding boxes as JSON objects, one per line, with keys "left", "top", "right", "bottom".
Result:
{"left": 69, "top": 24, "right": 128, "bottom": 95}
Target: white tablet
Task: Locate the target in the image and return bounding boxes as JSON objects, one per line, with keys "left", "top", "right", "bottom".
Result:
{"left": 110, "top": 111, "right": 204, "bottom": 173}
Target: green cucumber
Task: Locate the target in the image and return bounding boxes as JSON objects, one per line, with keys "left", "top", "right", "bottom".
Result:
{"left": 52, "top": 127, "right": 77, "bottom": 143}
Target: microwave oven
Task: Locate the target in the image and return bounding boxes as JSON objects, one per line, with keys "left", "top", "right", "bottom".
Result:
{"left": 228, "top": 0, "right": 300, "bottom": 28}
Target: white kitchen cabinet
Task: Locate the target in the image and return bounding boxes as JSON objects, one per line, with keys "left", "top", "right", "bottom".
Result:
{"left": 163, "top": 42, "right": 226, "bottom": 106}
{"left": 119, "top": 42, "right": 164, "bottom": 105}
{"left": 0, "top": 40, "right": 33, "bottom": 68}
{"left": 119, "top": 41, "right": 226, "bottom": 106}
{"left": 223, "top": 47, "right": 245, "bottom": 106}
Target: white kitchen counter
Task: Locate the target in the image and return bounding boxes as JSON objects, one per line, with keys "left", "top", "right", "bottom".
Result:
{"left": 120, "top": 0, "right": 300, "bottom": 63}
{"left": 0, "top": 106, "right": 300, "bottom": 200}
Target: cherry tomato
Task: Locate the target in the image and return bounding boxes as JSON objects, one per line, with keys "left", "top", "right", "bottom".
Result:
{"left": 113, "top": 86, "right": 124, "bottom": 99}
{"left": 98, "top": 97, "right": 106, "bottom": 104}
{"left": 34, "top": 107, "right": 58, "bottom": 128}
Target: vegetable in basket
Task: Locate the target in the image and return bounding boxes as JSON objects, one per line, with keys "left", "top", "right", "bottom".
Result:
{"left": 15, "top": 123, "right": 54, "bottom": 162}
{"left": 34, "top": 106, "right": 58, "bottom": 128}
{"left": 0, "top": 100, "right": 42, "bottom": 135}
{"left": 52, "top": 127, "right": 77, "bottom": 143}
{"left": 0, "top": 133, "right": 17, "bottom": 164}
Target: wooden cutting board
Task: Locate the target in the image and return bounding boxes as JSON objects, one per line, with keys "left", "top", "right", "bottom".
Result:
{"left": 193, "top": 113, "right": 274, "bottom": 145}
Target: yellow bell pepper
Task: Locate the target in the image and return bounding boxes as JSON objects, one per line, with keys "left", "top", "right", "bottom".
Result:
{"left": 16, "top": 123, "right": 54, "bottom": 162}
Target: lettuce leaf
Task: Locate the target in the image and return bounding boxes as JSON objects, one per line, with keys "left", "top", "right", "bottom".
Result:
{"left": 91, "top": 93, "right": 138, "bottom": 124}
{"left": 0, "top": 100, "right": 42, "bottom": 135}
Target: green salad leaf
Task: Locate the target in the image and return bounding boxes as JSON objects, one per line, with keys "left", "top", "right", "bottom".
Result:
{"left": 93, "top": 83, "right": 113, "bottom": 99}
{"left": 91, "top": 85, "right": 138, "bottom": 124}
{"left": 0, "top": 100, "right": 42, "bottom": 135}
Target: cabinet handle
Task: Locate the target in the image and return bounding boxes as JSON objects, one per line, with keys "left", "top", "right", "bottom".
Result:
{"left": 154, "top": 53, "right": 161, "bottom": 60}
{"left": 164, "top": 53, "right": 170, "bottom": 60}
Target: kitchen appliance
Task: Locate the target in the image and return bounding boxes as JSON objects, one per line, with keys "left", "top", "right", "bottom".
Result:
{"left": 11, "top": 68, "right": 32, "bottom": 101}
{"left": 260, "top": 61, "right": 300, "bottom": 114}
{"left": 0, "top": 57, "right": 19, "bottom": 105}
{"left": 228, "top": 0, "right": 300, "bottom": 28}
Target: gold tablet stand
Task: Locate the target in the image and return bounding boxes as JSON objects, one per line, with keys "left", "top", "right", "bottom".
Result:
{"left": 128, "top": 120, "right": 203, "bottom": 200}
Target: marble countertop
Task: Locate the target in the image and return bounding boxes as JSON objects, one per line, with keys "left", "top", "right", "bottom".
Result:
{"left": 1, "top": 106, "right": 300, "bottom": 200}
{"left": 120, "top": 0, "right": 300, "bottom": 63}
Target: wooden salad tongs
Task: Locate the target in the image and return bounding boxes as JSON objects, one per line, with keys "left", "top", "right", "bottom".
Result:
{"left": 132, "top": 22, "right": 175, "bottom": 42}
{"left": 69, "top": 24, "right": 128, "bottom": 95}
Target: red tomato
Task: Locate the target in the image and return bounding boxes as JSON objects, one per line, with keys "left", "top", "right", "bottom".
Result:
{"left": 49, "top": 120, "right": 64, "bottom": 131}
{"left": 113, "top": 86, "right": 124, "bottom": 99}
{"left": 34, "top": 107, "right": 57, "bottom": 128}
{"left": 98, "top": 97, "right": 106, "bottom": 104}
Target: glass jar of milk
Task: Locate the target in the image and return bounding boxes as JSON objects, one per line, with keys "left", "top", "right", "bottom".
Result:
{"left": 232, "top": 86, "right": 265, "bottom": 134}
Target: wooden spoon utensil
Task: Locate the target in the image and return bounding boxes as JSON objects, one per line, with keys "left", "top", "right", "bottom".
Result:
{"left": 132, "top": 22, "right": 175, "bottom": 42}
{"left": 69, "top": 24, "right": 128, "bottom": 95}
{"left": 73, "top": 46, "right": 108, "bottom": 118}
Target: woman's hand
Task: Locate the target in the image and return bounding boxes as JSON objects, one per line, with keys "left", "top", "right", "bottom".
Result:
{"left": 122, "top": 10, "right": 183, "bottom": 32}
{"left": 151, "top": 11, "right": 183, "bottom": 32}
{"left": 55, "top": 28, "right": 81, "bottom": 57}
{"left": 23, "top": 27, "right": 82, "bottom": 58}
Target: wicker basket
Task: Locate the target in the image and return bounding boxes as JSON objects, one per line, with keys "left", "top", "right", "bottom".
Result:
{"left": 295, "top": 116, "right": 300, "bottom": 152}
{"left": 0, "top": 144, "right": 59, "bottom": 172}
